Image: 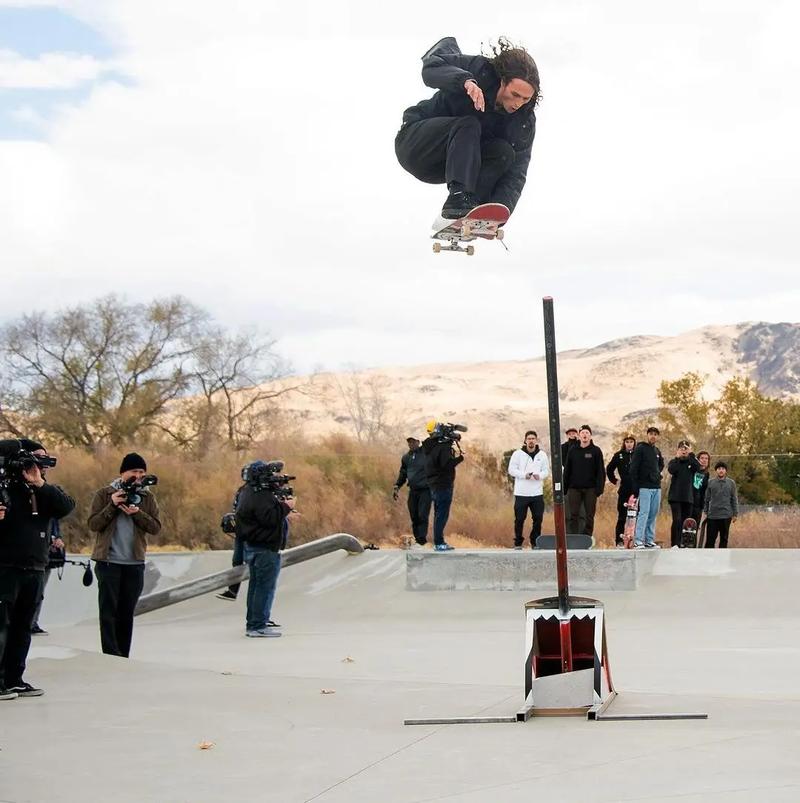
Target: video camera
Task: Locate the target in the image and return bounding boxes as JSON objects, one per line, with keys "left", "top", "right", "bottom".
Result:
{"left": 119, "top": 474, "right": 158, "bottom": 506}
{"left": 242, "top": 460, "right": 295, "bottom": 499}
{"left": 0, "top": 447, "right": 58, "bottom": 507}
{"left": 434, "top": 422, "right": 468, "bottom": 442}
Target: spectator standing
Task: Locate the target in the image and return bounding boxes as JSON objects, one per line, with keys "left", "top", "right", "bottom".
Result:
{"left": 563, "top": 425, "right": 605, "bottom": 537}
{"left": 629, "top": 427, "right": 665, "bottom": 549}
{"left": 703, "top": 462, "right": 738, "bottom": 548}
{"left": 606, "top": 435, "right": 636, "bottom": 547}
{"left": 393, "top": 437, "right": 431, "bottom": 548}
{"left": 507, "top": 430, "right": 550, "bottom": 549}
{"left": 667, "top": 440, "right": 702, "bottom": 547}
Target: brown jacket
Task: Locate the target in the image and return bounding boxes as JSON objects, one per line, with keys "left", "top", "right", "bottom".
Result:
{"left": 88, "top": 483, "right": 161, "bottom": 562}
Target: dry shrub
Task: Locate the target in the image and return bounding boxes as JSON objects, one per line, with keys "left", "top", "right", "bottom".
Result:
{"left": 47, "top": 437, "right": 798, "bottom": 552}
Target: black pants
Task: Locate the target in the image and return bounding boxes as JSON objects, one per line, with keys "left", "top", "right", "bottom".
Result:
{"left": 395, "top": 117, "right": 515, "bottom": 201}
{"left": 669, "top": 501, "right": 694, "bottom": 547}
{"left": 567, "top": 488, "right": 598, "bottom": 536}
{"left": 704, "top": 518, "right": 732, "bottom": 548}
{"left": 0, "top": 567, "right": 44, "bottom": 687}
{"left": 614, "top": 494, "right": 629, "bottom": 545}
{"left": 227, "top": 535, "right": 245, "bottom": 597}
{"left": 95, "top": 561, "right": 145, "bottom": 658}
{"left": 408, "top": 487, "right": 432, "bottom": 544}
{"left": 514, "top": 495, "right": 545, "bottom": 547}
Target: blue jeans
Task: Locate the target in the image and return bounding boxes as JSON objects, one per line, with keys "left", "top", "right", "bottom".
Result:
{"left": 635, "top": 488, "right": 661, "bottom": 546}
{"left": 430, "top": 486, "right": 454, "bottom": 546}
{"left": 243, "top": 544, "right": 281, "bottom": 631}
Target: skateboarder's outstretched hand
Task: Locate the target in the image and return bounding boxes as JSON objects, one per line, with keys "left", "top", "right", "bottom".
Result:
{"left": 464, "top": 79, "right": 484, "bottom": 112}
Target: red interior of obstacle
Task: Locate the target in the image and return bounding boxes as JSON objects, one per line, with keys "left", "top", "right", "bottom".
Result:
{"left": 533, "top": 616, "right": 595, "bottom": 677}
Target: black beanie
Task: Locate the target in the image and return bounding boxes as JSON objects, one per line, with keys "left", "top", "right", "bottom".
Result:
{"left": 120, "top": 452, "right": 147, "bottom": 473}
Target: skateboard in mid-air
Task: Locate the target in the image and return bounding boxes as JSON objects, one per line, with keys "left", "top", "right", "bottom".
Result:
{"left": 680, "top": 517, "right": 699, "bottom": 548}
{"left": 622, "top": 494, "right": 638, "bottom": 548}
{"left": 431, "top": 203, "right": 510, "bottom": 255}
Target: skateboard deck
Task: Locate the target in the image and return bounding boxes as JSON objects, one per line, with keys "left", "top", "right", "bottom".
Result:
{"left": 622, "top": 495, "right": 638, "bottom": 548}
{"left": 431, "top": 203, "right": 510, "bottom": 255}
{"left": 681, "top": 517, "right": 698, "bottom": 548}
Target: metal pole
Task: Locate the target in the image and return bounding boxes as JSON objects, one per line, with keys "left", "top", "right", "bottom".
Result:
{"left": 542, "top": 297, "right": 570, "bottom": 621}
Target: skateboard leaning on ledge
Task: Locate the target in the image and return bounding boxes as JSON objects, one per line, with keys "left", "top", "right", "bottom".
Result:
{"left": 431, "top": 202, "right": 510, "bottom": 255}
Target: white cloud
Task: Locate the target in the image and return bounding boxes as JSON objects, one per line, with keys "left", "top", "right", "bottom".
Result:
{"left": 0, "top": 48, "right": 107, "bottom": 88}
{"left": 1, "top": 1, "right": 799, "bottom": 374}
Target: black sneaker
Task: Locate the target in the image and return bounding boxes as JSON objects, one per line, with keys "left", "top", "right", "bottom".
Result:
{"left": 0, "top": 686, "right": 18, "bottom": 701}
{"left": 216, "top": 589, "right": 237, "bottom": 601}
{"left": 441, "top": 190, "right": 479, "bottom": 219}
{"left": 265, "top": 620, "right": 281, "bottom": 628}
{"left": 7, "top": 681, "right": 44, "bottom": 698}
{"left": 31, "top": 624, "right": 48, "bottom": 635}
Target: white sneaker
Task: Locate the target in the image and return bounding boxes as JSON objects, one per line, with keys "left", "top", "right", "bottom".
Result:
{"left": 410, "top": 542, "right": 425, "bottom": 551}
{"left": 645, "top": 543, "right": 661, "bottom": 549}
{"left": 634, "top": 543, "right": 647, "bottom": 550}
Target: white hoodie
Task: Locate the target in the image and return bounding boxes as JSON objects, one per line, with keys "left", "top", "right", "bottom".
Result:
{"left": 508, "top": 448, "right": 550, "bottom": 497}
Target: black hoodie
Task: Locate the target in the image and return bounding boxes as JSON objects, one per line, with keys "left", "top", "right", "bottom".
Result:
{"left": 422, "top": 435, "right": 463, "bottom": 490}
{"left": 563, "top": 441, "right": 605, "bottom": 495}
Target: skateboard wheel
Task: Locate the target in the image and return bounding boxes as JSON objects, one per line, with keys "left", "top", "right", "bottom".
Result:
{"left": 496, "top": 228, "right": 505, "bottom": 241}
{"left": 466, "top": 245, "right": 475, "bottom": 256}
{"left": 432, "top": 242, "right": 441, "bottom": 253}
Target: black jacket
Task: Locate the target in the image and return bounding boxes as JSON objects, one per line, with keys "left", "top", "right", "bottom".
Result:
{"left": 422, "top": 436, "right": 463, "bottom": 490}
{"left": 560, "top": 438, "right": 578, "bottom": 469}
{"left": 0, "top": 481, "right": 75, "bottom": 570}
{"left": 629, "top": 442, "right": 665, "bottom": 494}
{"left": 402, "top": 37, "right": 536, "bottom": 213}
{"left": 606, "top": 448, "right": 636, "bottom": 498}
{"left": 563, "top": 442, "right": 605, "bottom": 495}
{"left": 234, "top": 484, "right": 289, "bottom": 552}
{"left": 667, "top": 454, "right": 703, "bottom": 503}
{"left": 395, "top": 449, "right": 429, "bottom": 490}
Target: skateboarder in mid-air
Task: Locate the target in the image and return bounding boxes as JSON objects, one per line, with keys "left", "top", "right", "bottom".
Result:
{"left": 395, "top": 36, "right": 540, "bottom": 220}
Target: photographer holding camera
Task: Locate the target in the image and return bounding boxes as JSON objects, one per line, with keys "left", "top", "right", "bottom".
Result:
{"left": 87, "top": 453, "right": 161, "bottom": 658}
{"left": 0, "top": 439, "right": 74, "bottom": 700}
{"left": 235, "top": 460, "right": 299, "bottom": 638}
{"left": 421, "top": 420, "right": 466, "bottom": 552}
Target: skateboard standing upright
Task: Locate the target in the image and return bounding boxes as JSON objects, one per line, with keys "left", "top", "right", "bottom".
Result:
{"left": 680, "top": 517, "right": 699, "bottom": 548}
{"left": 431, "top": 203, "right": 510, "bottom": 255}
{"left": 622, "top": 495, "right": 638, "bottom": 549}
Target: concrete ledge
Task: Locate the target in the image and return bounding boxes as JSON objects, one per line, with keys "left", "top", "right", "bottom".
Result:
{"left": 406, "top": 549, "right": 659, "bottom": 591}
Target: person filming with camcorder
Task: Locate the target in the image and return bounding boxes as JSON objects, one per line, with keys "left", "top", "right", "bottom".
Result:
{"left": 87, "top": 452, "right": 161, "bottom": 658}
{"left": 0, "top": 438, "right": 75, "bottom": 700}
{"left": 235, "top": 459, "right": 299, "bottom": 638}
{"left": 421, "top": 420, "right": 467, "bottom": 552}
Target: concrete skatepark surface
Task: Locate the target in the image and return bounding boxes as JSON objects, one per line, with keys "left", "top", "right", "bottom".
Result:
{"left": 3, "top": 548, "right": 800, "bottom": 802}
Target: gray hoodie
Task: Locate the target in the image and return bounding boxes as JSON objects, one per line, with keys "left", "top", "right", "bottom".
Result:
{"left": 704, "top": 476, "right": 738, "bottom": 519}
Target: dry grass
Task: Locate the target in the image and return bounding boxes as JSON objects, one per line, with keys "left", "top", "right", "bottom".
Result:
{"left": 47, "top": 437, "right": 799, "bottom": 552}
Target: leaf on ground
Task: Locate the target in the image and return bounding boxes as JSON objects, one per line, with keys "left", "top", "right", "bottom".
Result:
{"left": 320, "top": 688, "right": 336, "bottom": 695}
{"left": 197, "top": 740, "right": 215, "bottom": 750}
{"left": 341, "top": 656, "right": 355, "bottom": 663}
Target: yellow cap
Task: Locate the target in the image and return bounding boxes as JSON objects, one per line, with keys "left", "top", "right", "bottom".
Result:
{"left": 425, "top": 419, "right": 437, "bottom": 433}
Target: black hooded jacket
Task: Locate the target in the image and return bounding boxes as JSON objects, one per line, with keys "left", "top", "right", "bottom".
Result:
{"left": 667, "top": 453, "right": 703, "bottom": 503}
{"left": 395, "top": 448, "right": 429, "bottom": 490}
{"left": 0, "top": 480, "right": 75, "bottom": 570}
{"left": 401, "top": 37, "right": 536, "bottom": 213}
{"left": 422, "top": 435, "right": 463, "bottom": 490}
{"left": 563, "top": 441, "right": 605, "bottom": 495}
{"left": 234, "top": 484, "right": 289, "bottom": 552}
{"left": 606, "top": 445, "right": 636, "bottom": 498}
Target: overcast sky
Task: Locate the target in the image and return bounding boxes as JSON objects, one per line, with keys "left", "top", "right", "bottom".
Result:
{"left": 1, "top": 1, "right": 798, "bottom": 374}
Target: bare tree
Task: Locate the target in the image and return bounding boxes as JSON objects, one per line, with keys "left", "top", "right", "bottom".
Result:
{"left": 162, "top": 327, "right": 307, "bottom": 453}
{"left": 334, "top": 371, "right": 394, "bottom": 443}
{"left": 0, "top": 295, "right": 206, "bottom": 449}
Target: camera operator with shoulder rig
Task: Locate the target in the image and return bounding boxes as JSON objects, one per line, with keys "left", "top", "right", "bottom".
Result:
{"left": 0, "top": 438, "right": 75, "bottom": 700}
{"left": 421, "top": 420, "right": 467, "bottom": 552}
{"left": 235, "top": 460, "right": 299, "bottom": 638}
{"left": 87, "top": 452, "right": 161, "bottom": 658}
